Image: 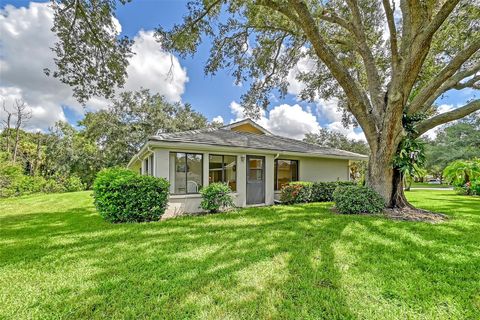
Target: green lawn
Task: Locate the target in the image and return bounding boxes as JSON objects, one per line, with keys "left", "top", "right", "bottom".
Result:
{"left": 411, "top": 182, "right": 451, "bottom": 188}
{"left": 1, "top": 191, "right": 479, "bottom": 319}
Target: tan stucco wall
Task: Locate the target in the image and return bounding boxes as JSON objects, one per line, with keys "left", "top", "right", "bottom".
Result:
{"left": 136, "top": 147, "right": 350, "bottom": 217}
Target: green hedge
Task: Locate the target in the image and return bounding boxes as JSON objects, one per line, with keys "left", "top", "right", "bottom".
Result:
{"left": 93, "top": 167, "right": 170, "bottom": 223}
{"left": 333, "top": 185, "right": 385, "bottom": 214}
{"left": 311, "top": 181, "right": 356, "bottom": 202}
{"left": 0, "top": 162, "right": 85, "bottom": 198}
{"left": 280, "top": 181, "right": 356, "bottom": 204}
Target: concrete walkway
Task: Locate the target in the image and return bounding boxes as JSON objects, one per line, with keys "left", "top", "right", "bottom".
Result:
{"left": 409, "top": 187, "right": 454, "bottom": 191}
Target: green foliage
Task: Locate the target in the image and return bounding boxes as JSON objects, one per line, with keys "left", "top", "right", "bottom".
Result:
{"left": 48, "top": 0, "right": 133, "bottom": 103}
{"left": 311, "top": 181, "right": 356, "bottom": 202}
{"left": 80, "top": 90, "right": 209, "bottom": 167}
{"left": 64, "top": 175, "right": 86, "bottom": 192}
{"left": 280, "top": 182, "right": 313, "bottom": 204}
{"left": 424, "top": 113, "right": 480, "bottom": 176}
{"left": 443, "top": 159, "right": 480, "bottom": 186}
{"left": 443, "top": 159, "right": 480, "bottom": 195}
{"left": 333, "top": 186, "right": 385, "bottom": 214}
{"left": 394, "top": 113, "right": 427, "bottom": 183}
{"left": 199, "top": 182, "right": 235, "bottom": 213}
{"left": 304, "top": 129, "right": 370, "bottom": 155}
{"left": 0, "top": 161, "right": 25, "bottom": 197}
{"left": 92, "top": 167, "right": 170, "bottom": 223}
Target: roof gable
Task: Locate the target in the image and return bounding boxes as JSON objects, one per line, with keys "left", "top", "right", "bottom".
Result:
{"left": 221, "top": 119, "right": 272, "bottom": 135}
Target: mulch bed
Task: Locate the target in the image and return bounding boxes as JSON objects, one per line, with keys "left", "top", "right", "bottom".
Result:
{"left": 383, "top": 207, "right": 448, "bottom": 223}
{"left": 331, "top": 207, "right": 448, "bottom": 223}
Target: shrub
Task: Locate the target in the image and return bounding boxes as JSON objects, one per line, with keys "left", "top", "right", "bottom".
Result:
{"left": 43, "top": 178, "right": 67, "bottom": 194}
{"left": 93, "top": 167, "right": 170, "bottom": 223}
{"left": 200, "top": 182, "right": 235, "bottom": 213}
{"left": 280, "top": 181, "right": 313, "bottom": 204}
{"left": 311, "top": 181, "right": 356, "bottom": 202}
{"left": 65, "top": 175, "right": 86, "bottom": 192}
{"left": 19, "top": 176, "right": 48, "bottom": 195}
{"left": 333, "top": 185, "right": 385, "bottom": 214}
{"left": 0, "top": 162, "right": 25, "bottom": 197}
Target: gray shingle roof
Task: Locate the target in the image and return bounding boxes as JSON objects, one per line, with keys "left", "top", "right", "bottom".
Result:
{"left": 149, "top": 127, "right": 368, "bottom": 160}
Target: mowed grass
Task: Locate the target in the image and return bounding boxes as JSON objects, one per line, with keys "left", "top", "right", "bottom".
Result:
{"left": 1, "top": 191, "right": 479, "bottom": 319}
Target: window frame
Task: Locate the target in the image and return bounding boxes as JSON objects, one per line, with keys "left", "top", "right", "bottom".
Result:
{"left": 274, "top": 159, "right": 299, "bottom": 191}
{"left": 170, "top": 152, "right": 204, "bottom": 195}
{"left": 209, "top": 154, "right": 237, "bottom": 192}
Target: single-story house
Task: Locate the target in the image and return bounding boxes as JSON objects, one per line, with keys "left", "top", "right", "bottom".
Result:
{"left": 127, "top": 119, "right": 367, "bottom": 218}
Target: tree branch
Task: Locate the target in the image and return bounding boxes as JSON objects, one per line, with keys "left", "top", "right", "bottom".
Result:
{"left": 419, "top": 63, "right": 480, "bottom": 112}
{"left": 414, "top": 99, "right": 480, "bottom": 137}
{"left": 346, "top": 0, "right": 384, "bottom": 113}
{"left": 382, "top": 0, "right": 399, "bottom": 70}
{"left": 285, "top": 0, "right": 377, "bottom": 144}
{"left": 408, "top": 40, "right": 480, "bottom": 114}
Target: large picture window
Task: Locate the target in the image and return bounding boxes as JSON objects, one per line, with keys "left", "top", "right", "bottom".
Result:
{"left": 274, "top": 159, "right": 298, "bottom": 190}
{"left": 170, "top": 152, "right": 203, "bottom": 194}
{"left": 209, "top": 155, "right": 237, "bottom": 191}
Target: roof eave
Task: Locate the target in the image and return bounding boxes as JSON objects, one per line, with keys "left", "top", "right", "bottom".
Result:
{"left": 145, "top": 138, "right": 368, "bottom": 161}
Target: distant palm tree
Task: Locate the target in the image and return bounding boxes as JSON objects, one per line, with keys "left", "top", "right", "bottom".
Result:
{"left": 443, "top": 159, "right": 480, "bottom": 186}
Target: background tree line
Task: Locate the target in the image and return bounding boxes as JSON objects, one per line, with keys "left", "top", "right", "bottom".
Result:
{"left": 0, "top": 90, "right": 210, "bottom": 197}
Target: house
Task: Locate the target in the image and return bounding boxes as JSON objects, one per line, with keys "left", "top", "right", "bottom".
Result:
{"left": 127, "top": 119, "right": 368, "bottom": 218}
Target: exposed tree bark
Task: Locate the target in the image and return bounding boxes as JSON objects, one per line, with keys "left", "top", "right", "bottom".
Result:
{"left": 2, "top": 102, "right": 13, "bottom": 157}
{"left": 12, "top": 100, "right": 31, "bottom": 163}
{"left": 32, "top": 131, "right": 42, "bottom": 176}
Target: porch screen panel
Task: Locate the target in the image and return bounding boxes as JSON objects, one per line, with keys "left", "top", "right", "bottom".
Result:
{"left": 274, "top": 159, "right": 299, "bottom": 190}
{"left": 208, "top": 155, "right": 237, "bottom": 191}
{"left": 187, "top": 153, "right": 203, "bottom": 193}
{"left": 170, "top": 152, "right": 203, "bottom": 194}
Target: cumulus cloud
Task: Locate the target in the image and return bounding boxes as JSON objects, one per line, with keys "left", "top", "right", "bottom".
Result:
{"left": 228, "top": 101, "right": 320, "bottom": 140}
{"left": 0, "top": 2, "right": 188, "bottom": 130}
{"left": 326, "top": 121, "right": 366, "bottom": 141}
{"left": 212, "top": 115, "right": 224, "bottom": 124}
{"left": 125, "top": 30, "right": 188, "bottom": 101}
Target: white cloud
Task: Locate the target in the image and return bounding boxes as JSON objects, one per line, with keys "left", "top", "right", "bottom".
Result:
{"left": 125, "top": 30, "right": 188, "bottom": 101}
{"left": 212, "top": 115, "right": 224, "bottom": 124}
{"left": 228, "top": 101, "right": 320, "bottom": 140}
{"left": 0, "top": 2, "right": 188, "bottom": 130}
{"left": 327, "top": 121, "right": 366, "bottom": 141}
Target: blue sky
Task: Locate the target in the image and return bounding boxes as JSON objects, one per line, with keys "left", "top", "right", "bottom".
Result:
{"left": 0, "top": 1, "right": 476, "bottom": 140}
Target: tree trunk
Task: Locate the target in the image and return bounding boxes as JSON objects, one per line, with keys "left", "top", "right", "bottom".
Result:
{"left": 366, "top": 146, "right": 412, "bottom": 209}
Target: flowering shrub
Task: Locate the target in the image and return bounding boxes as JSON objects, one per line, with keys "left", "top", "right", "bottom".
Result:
{"left": 280, "top": 182, "right": 313, "bottom": 204}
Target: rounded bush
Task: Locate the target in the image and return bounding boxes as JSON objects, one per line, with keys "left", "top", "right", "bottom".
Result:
{"left": 280, "top": 181, "right": 313, "bottom": 204}
{"left": 200, "top": 182, "right": 235, "bottom": 213}
{"left": 333, "top": 185, "right": 385, "bottom": 214}
{"left": 93, "top": 167, "right": 170, "bottom": 223}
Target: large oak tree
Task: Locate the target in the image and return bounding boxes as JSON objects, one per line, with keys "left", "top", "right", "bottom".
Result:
{"left": 49, "top": 0, "right": 479, "bottom": 209}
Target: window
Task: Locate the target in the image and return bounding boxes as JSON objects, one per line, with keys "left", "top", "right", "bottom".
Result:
{"left": 209, "top": 155, "right": 237, "bottom": 191}
{"left": 143, "top": 154, "right": 154, "bottom": 176}
{"left": 170, "top": 152, "right": 203, "bottom": 194}
{"left": 274, "top": 159, "right": 298, "bottom": 190}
